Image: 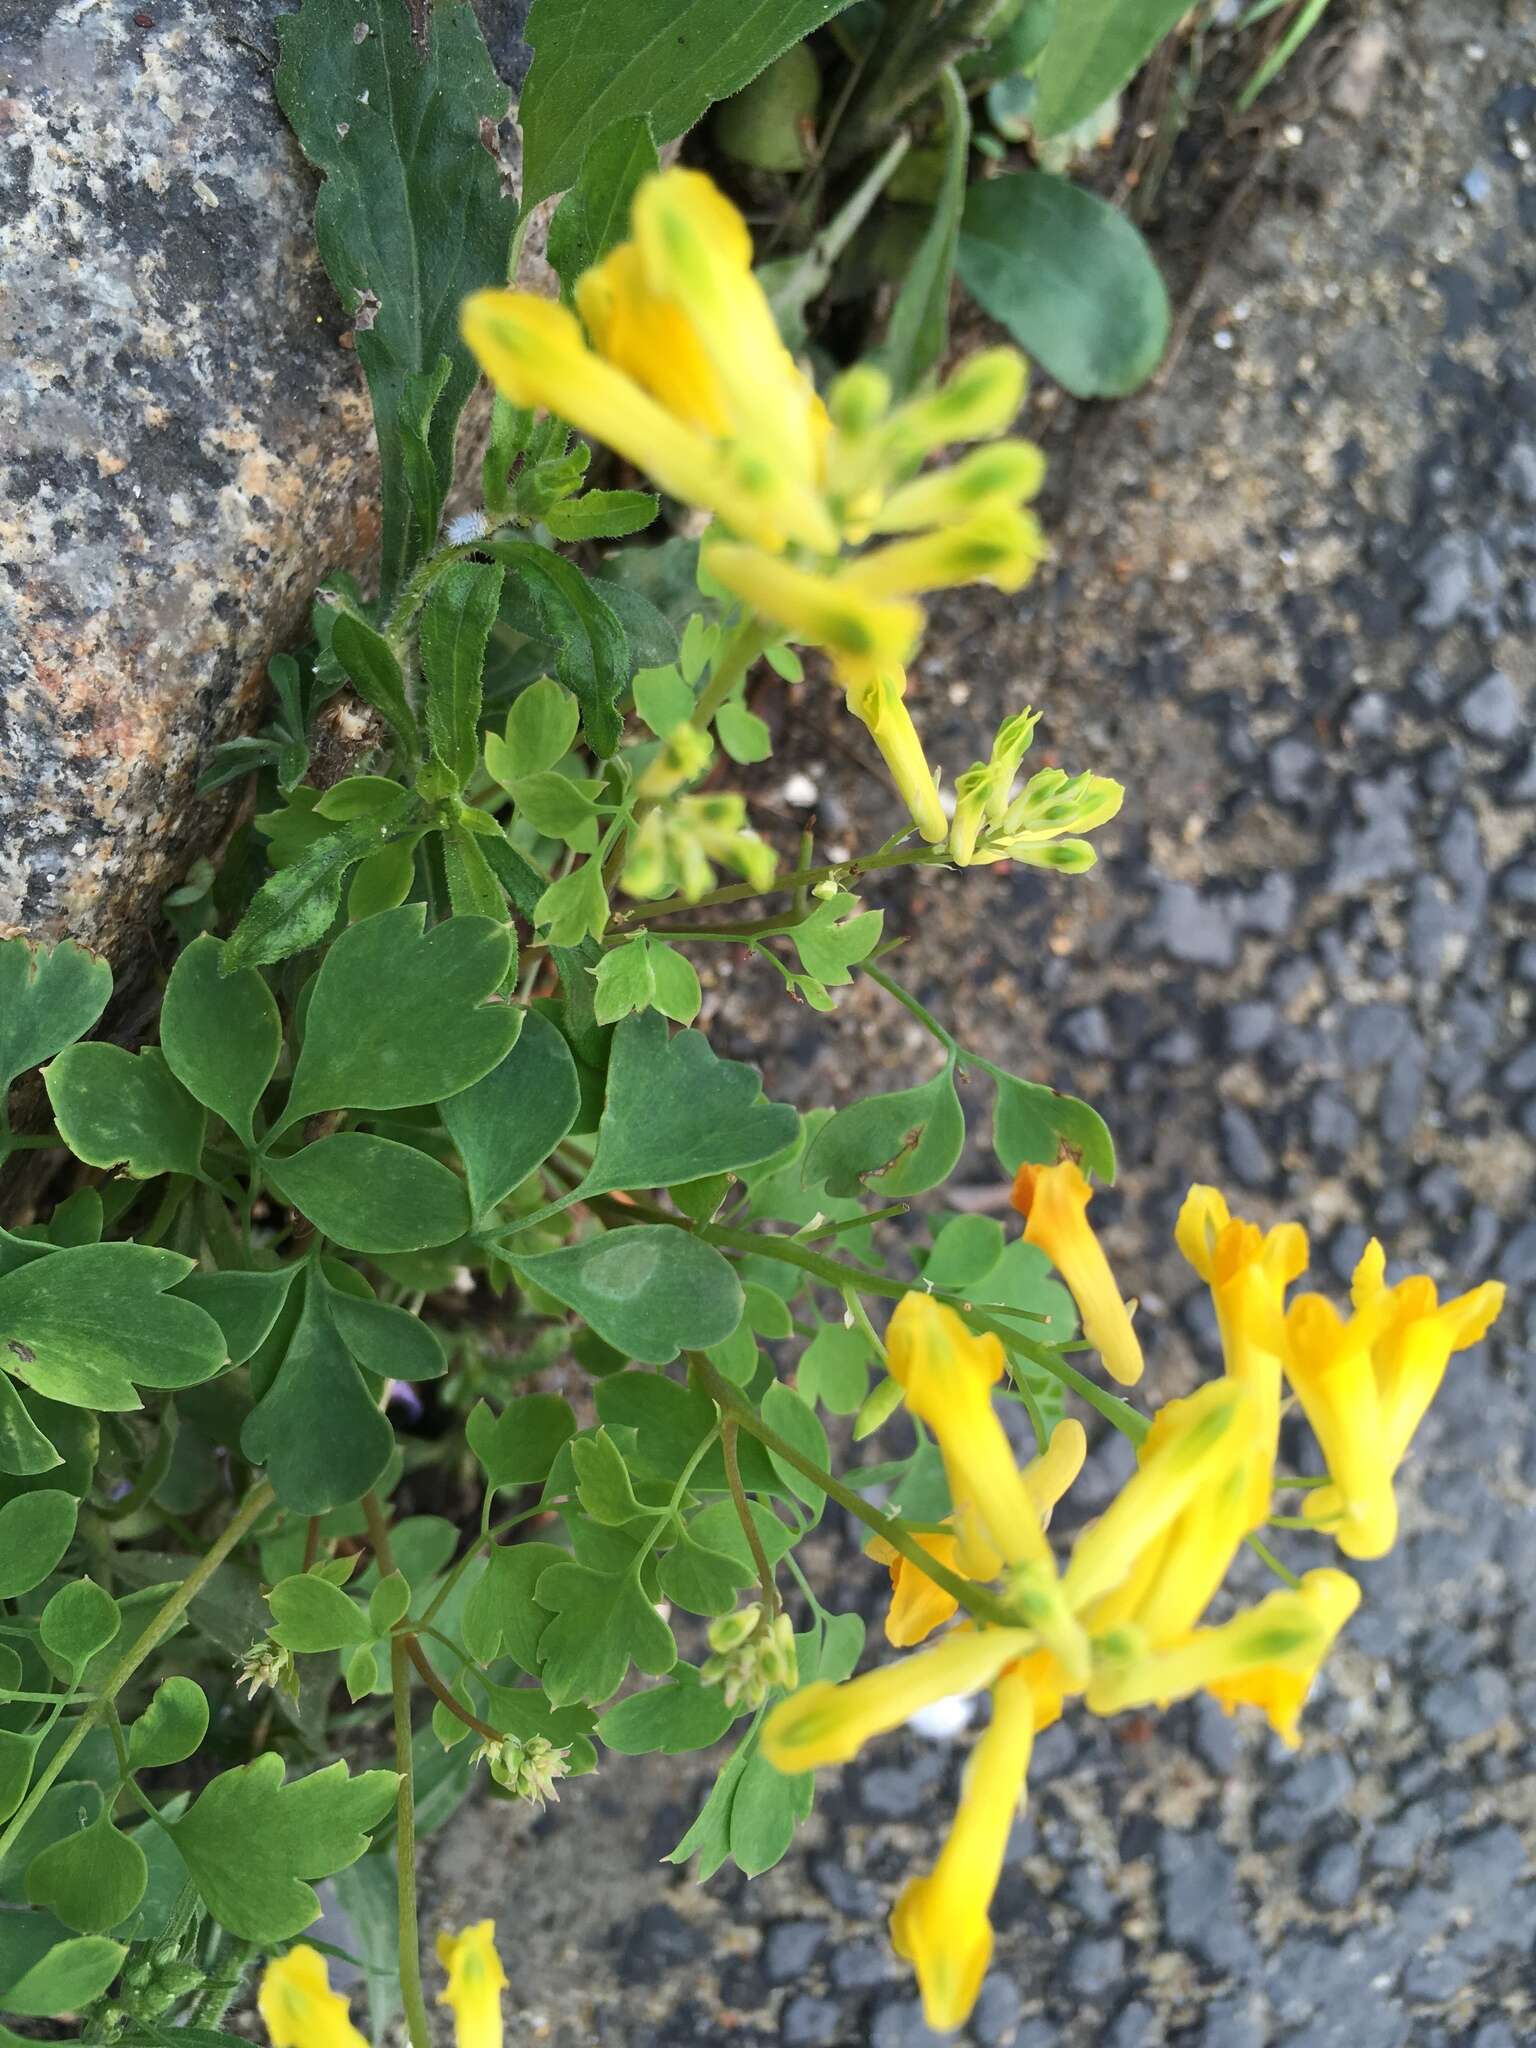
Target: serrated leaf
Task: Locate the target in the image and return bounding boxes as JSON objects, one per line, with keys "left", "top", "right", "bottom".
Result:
{"left": 223, "top": 799, "right": 422, "bottom": 973}
{"left": 512, "top": 1228, "right": 742, "bottom": 1365}
{"left": 160, "top": 935, "right": 282, "bottom": 1147}
{"left": 168, "top": 1753, "right": 397, "bottom": 1943}
{"left": 274, "top": 0, "right": 517, "bottom": 601}
{"left": 545, "top": 114, "right": 659, "bottom": 299}
{"left": 802, "top": 1062, "right": 965, "bottom": 1199}
{"left": 0, "top": 937, "right": 111, "bottom": 1096}
{"left": 518, "top": 0, "right": 855, "bottom": 209}
{"left": 440, "top": 1009, "right": 580, "bottom": 1220}
{"left": 484, "top": 541, "right": 630, "bottom": 757}
{"left": 535, "top": 1560, "right": 676, "bottom": 1707}
{"left": 266, "top": 1134, "right": 470, "bottom": 1256}
{"left": 44, "top": 1045, "right": 204, "bottom": 1180}
{"left": 282, "top": 905, "right": 519, "bottom": 1126}
{"left": 0, "top": 1245, "right": 225, "bottom": 1411}
{"left": 958, "top": 172, "right": 1168, "bottom": 398}
{"left": 421, "top": 561, "right": 504, "bottom": 788}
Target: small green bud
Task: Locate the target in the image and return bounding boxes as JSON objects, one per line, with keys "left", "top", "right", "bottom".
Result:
{"left": 853, "top": 1373, "right": 906, "bottom": 1441}
{"left": 708, "top": 1604, "right": 762, "bottom": 1654}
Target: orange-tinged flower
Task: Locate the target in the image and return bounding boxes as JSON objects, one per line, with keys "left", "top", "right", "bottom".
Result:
{"left": 868, "top": 1529, "right": 968, "bottom": 1648}
{"left": 1011, "top": 1160, "right": 1144, "bottom": 1386}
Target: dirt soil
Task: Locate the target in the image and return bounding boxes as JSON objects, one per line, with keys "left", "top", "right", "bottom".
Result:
{"left": 394, "top": 5, "right": 1536, "bottom": 2042}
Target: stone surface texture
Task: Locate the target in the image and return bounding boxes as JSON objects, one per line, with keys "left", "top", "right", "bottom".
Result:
{"left": 405, "top": 4, "right": 1536, "bottom": 2044}
{"left": 0, "top": 0, "right": 530, "bottom": 963}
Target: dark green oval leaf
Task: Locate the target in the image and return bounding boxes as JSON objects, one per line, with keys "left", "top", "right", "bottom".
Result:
{"left": 266, "top": 1135, "right": 470, "bottom": 1256}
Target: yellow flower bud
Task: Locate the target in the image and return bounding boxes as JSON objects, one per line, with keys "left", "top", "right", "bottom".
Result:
{"left": 874, "top": 440, "right": 1047, "bottom": 533}
{"left": 842, "top": 671, "right": 946, "bottom": 844}
{"left": 840, "top": 506, "right": 1047, "bottom": 600}
{"left": 259, "top": 1947, "right": 368, "bottom": 2048}
{"left": 1011, "top": 1160, "right": 1144, "bottom": 1386}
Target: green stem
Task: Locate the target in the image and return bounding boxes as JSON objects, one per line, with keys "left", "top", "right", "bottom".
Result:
{"left": 690, "top": 1353, "right": 1023, "bottom": 1630}
{"left": 389, "top": 1634, "right": 433, "bottom": 2048}
{"left": 605, "top": 844, "right": 947, "bottom": 936}
{"left": 403, "top": 1635, "right": 500, "bottom": 1744}
{"left": 840, "top": 1288, "right": 888, "bottom": 1366}
{"left": 415, "top": 1498, "right": 570, "bottom": 1634}
{"left": 860, "top": 960, "right": 961, "bottom": 1055}
{"left": 0, "top": 1483, "right": 274, "bottom": 1867}
{"left": 1245, "top": 1533, "right": 1301, "bottom": 1590}
{"left": 720, "top": 1418, "right": 780, "bottom": 1616}
{"left": 691, "top": 614, "right": 775, "bottom": 731}
{"left": 188, "top": 1939, "right": 256, "bottom": 2032}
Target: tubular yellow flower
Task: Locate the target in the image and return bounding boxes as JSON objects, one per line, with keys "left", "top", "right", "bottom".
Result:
{"left": 869, "top": 1529, "right": 967, "bottom": 1647}
{"left": 1176, "top": 1185, "right": 1308, "bottom": 1527}
{"left": 842, "top": 670, "right": 947, "bottom": 844}
{"left": 435, "top": 1922, "right": 508, "bottom": 2048}
{"left": 701, "top": 541, "right": 922, "bottom": 681}
{"left": 1025, "top": 1416, "right": 1088, "bottom": 1527}
{"left": 889, "top": 348, "right": 1029, "bottom": 453}
{"left": 1063, "top": 1379, "right": 1253, "bottom": 1615}
{"left": 1091, "top": 1570, "right": 1360, "bottom": 1746}
{"left": 1283, "top": 1290, "right": 1397, "bottom": 1559}
{"left": 258, "top": 1947, "right": 368, "bottom": 2048}
{"left": 839, "top": 506, "right": 1047, "bottom": 600}
{"left": 761, "top": 1624, "right": 1036, "bottom": 1772}
{"left": 1348, "top": 1244, "right": 1504, "bottom": 1469}
{"left": 889, "top": 1665, "right": 1036, "bottom": 2033}
{"left": 573, "top": 241, "right": 731, "bottom": 435}
{"left": 460, "top": 291, "right": 832, "bottom": 554}
{"left": 1011, "top": 1160, "right": 1144, "bottom": 1386}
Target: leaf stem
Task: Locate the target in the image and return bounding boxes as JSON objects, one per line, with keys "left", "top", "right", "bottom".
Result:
{"left": 0, "top": 1481, "right": 275, "bottom": 1868}
{"left": 690, "top": 613, "right": 775, "bottom": 732}
{"left": 388, "top": 1635, "right": 435, "bottom": 2048}
{"left": 1245, "top": 1533, "right": 1302, "bottom": 1590}
{"left": 403, "top": 1635, "right": 500, "bottom": 1744}
{"left": 720, "top": 1418, "right": 780, "bottom": 1616}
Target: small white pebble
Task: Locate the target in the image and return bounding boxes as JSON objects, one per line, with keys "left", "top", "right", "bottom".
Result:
{"left": 909, "top": 1696, "right": 977, "bottom": 1742}
{"left": 781, "top": 772, "right": 819, "bottom": 807}
{"left": 1282, "top": 123, "right": 1305, "bottom": 147}
{"left": 1213, "top": 328, "right": 1234, "bottom": 350}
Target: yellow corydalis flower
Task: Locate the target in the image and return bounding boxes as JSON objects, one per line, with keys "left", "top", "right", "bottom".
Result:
{"left": 890, "top": 1663, "right": 1036, "bottom": 2033}
{"left": 761, "top": 1623, "right": 1036, "bottom": 1773}
{"left": 1091, "top": 1568, "right": 1360, "bottom": 1748}
{"left": 1177, "top": 1185, "right": 1308, "bottom": 1526}
{"left": 436, "top": 1922, "right": 508, "bottom": 2048}
{"left": 1284, "top": 1242, "right": 1504, "bottom": 1560}
{"left": 868, "top": 1419, "right": 1086, "bottom": 1648}
{"left": 1011, "top": 1160, "right": 1144, "bottom": 1386}
{"left": 842, "top": 670, "right": 946, "bottom": 844}
{"left": 258, "top": 1948, "right": 368, "bottom": 2048}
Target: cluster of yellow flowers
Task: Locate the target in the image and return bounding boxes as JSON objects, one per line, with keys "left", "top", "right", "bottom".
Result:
{"left": 761, "top": 1165, "right": 1504, "bottom": 2032}
{"left": 260, "top": 1923, "right": 505, "bottom": 2048}
{"left": 462, "top": 170, "right": 1115, "bottom": 858}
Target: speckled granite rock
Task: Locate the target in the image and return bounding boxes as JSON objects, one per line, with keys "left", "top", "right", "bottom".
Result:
{"left": 0, "top": 0, "right": 531, "bottom": 961}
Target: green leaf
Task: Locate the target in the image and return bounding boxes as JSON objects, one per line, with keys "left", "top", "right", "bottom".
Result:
{"left": 802, "top": 1062, "right": 965, "bottom": 1198}
{"left": 519, "top": 0, "right": 855, "bottom": 209}
{"left": 463, "top": 1543, "right": 564, "bottom": 1672}
{"left": 160, "top": 935, "right": 282, "bottom": 1147}
{"left": 1031, "top": 0, "right": 1187, "bottom": 135}
{"left": 266, "top": 1134, "right": 470, "bottom": 1255}
{"left": 44, "top": 1045, "right": 204, "bottom": 1179}
{"left": 760, "top": 1382, "right": 827, "bottom": 1510}
{"left": 484, "top": 542, "right": 630, "bottom": 756}
{"left": 27, "top": 1812, "right": 147, "bottom": 1935}
{"left": 369, "top": 1573, "right": 411, "bottom": 1637}
{"left": 591, "top": 935, "right": 701, "bottom": 1028}
{"left": 0, "top": 1934, "right": 125, "bottom": 2017}
{"left": 925, "top": 1213, "right": 1007, "bottom": 1289}
{"left": 168, "top": 1752, "right": 398, "bottom": 1943}
{"left": 572, "top": 1428, "right": 654, "bottom": 1526}
{"left": 421, "top": 561, "right": 505, "bottom": 788}
{"left": 398, "top": 354, "right": 455, "bottom": 573}
{"left": 879, "top": 66, "right": 970, "bottom": 397}
{"left": 268, "top": 1573, "right": 372, "bottom": 1654}
{"left": 329, "top": 613, "right": 418, "bottom": 759}
{"left": 440, "top": 1010, "right": 580, "bottom": 1220}
{"left": 578, "top": 1013, "right": 798, "bottom": 1199}
{"left": 510, "top": 771, "right": 604, "bottom": 843}
{"left": 242, "top": 1277, "right": 393, "bottom": 1515}
{"left": 283, "top": 905, "right": 520, "bottom": 1125}
{"left": 0, "top": 1244, "right": 225, "bottom": 1411}
{"left": 663, "top": 1730, "right": 754, "bottom": 1876}
{"left": 730, "top": 1747, "right": 813, "bottom": 1878}
{"left": 0, "top": 937, "right": 111, "bottom": 1097}
{"left": 797, "top": 1321, "right": 872, "bottom": 1415}
{"left": 0, "top": 1732, "right": 39, "bottom": 1826}
{"left": 0, "top": 1493, "right": 76, "bottom": 1599}
{"left": 787, "top": 892, "right": 883, "bottom": 989}
{"left": 0, "top": 1378, "right": 62, "bottom": 1477}
{"left": 544, "top": 490, "right": 660, "bottom": 542}
{"left": 329, "top": 1292, "right": 446, "bottom": 1384}
{"left": 223, "top": 799, "right": 422, "bottom": 973}
{"left": 714, "top": 699, "right": 772, "bottom": 764}
{"left": 647, "top": 942, "right": 702, "bottom": 1027}
{"left": 466, "top": 1395, "right": 577, "bottom": 1491}
{"left": 545, "top": 115, "right": 659, "bottom": 298}
{"left": 493, "top": 677, "right": 580, "bottom": 781}
{"left": 39, "top": 1578, "right": 119, "bottom": 1673}
{"left": 274, "top": 0, "right": 517, "bottom": 601}
{"left": 958, "top": 172, "right": 1169, "bottom": 398}
{"left": 535, "top": 1561, "right": 676, "bottom": 1707}
{"left": 631, "top": 664, "right": 693, "bottom": 739}
{"left": 512, "top": 1228, "right": 742, "bottom": 1364}
{"left": 535, "top": 861, "right": 610, "bottom": 949}
{"left": 171, "top": 1268, "right": 298, "bottom": 1367}
{"left": 597, "top": 1670, "right": 736, "bottom": 1754}
{"left": 657, "top": 1531, "right": 753, "bottom": 1616}
{"left": 991, "top": 1070, "right": 1116, "bottom": 1182}
{"left": 127, "top": 1678, "right": 209, "bottom": 1770}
